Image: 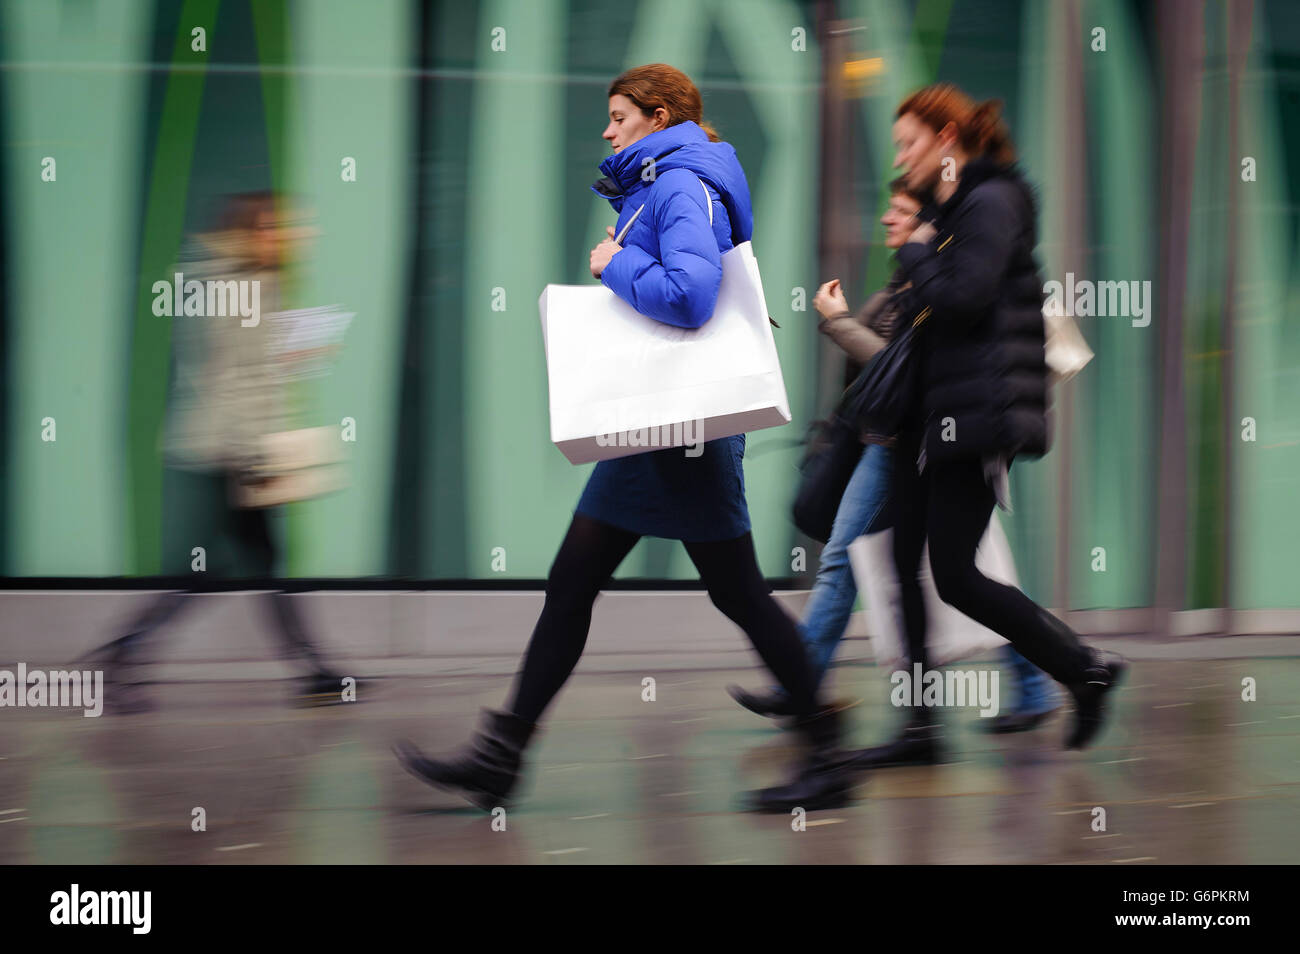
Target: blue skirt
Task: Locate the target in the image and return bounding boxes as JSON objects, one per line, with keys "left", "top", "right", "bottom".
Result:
{"left": 575, "top": 433, "right": 751, "bottom": 542}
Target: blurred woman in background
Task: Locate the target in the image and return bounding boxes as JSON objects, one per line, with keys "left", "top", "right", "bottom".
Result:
{"left": 730, "top": 174, "right": 1060, "bottom": 761}
{"left": 86, "top": 193, "right": 347, "bottom": 711}
{"left": 858, "top": 84, "right": 1125, "bottom": 759}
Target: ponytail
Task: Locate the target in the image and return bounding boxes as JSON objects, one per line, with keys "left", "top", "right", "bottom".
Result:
{"left": 968, "top": 99, "right": 1015, "bottom": 165}
{"left": 896, "top": 83, "right": 1018, "bottom": 165}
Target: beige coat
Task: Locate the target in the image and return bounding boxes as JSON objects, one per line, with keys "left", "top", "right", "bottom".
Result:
{"left": 817, "top": 287, "right": 895, "bottom": 365}
{"left": 817, "top": 272, "right": 907, "bottom": 444}
{"left": 161, "top": 237, "right": 290, "bottom": 474}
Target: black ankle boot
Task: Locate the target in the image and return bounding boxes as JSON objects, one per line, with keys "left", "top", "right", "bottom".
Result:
{"left": 393, "top": 709, "right": 537, "bottom": 811}
{"left": 846, "top": 711, "right": 943, "bottom": 769}
{"left": 727, "top": 684, "right": 798, "bottom": 719}
{"left": 1064, "top": 650, "right": 1127, "bottom": 750}
{"left": 748, "top": 706, "right": 856, "bottom": 812}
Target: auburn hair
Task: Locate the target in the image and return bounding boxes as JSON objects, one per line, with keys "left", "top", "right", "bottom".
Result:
{"left": 608, "top": 64, "right": 720, "bottom": 142}
{"left": 895, "top": 83, "right": 1016, "bottom": 165}
{"left": 217, "top": 191, "right": 278, "bottom": 232}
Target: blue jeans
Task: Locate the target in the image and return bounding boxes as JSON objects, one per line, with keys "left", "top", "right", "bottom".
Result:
{"left": 798, "top": 442, "right": 893, "bottom": 687}
{"left": 778, "top": 442, "right": 1057, "bottom": 712}
{"left": 1004, "top": 643, "right": 1058, "bottom": 714}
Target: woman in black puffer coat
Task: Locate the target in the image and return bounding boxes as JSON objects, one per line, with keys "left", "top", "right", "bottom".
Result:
{"left": 851, "top": 84, "right": 1126, "bottom": 768}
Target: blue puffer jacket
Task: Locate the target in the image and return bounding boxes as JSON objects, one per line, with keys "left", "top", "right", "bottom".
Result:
{"left": 574, "top": 120, "right": 756, "bottom": 542}
{"left": 592, "top": 120, "right": 754, "bottom": 328}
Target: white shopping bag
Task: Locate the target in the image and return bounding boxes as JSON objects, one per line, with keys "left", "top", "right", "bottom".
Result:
{"left": 847, "top": 513, "right": 1020, "bottom": 668}
{"left": 538, "top": 240, "right": 792, "bottom": 465}
{"left": 1044, "top": 305, "right": 1094, "bottom": 386}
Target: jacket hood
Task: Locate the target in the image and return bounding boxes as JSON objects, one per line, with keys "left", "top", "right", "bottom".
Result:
{"left": 591, "top": 120, "right": 754, "bottom": 245}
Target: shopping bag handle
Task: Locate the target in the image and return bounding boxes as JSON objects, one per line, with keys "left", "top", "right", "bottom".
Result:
{"left": 616, "top": 181, "right": 779, "bottom": 328}
{"left": 613, "top": 205, "right": 644, "bottom": 245}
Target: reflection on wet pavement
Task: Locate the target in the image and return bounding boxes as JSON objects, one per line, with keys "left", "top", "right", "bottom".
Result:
{"left": 1, "top": 660, "right": 1295, "bottom": 864}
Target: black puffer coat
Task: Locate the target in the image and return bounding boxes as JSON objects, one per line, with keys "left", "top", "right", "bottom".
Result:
{"left": 893, "top": 157, "right": 1049, "bottom": 465}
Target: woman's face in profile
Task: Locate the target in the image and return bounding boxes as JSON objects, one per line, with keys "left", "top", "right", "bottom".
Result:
{"left": 892, "top": 113, "right": 944, "bottom": 194}
{"left": 881, "top": 193, "right": 922, "bottom": 249}
{"left": 603, "top": 94, "right": 664, "bottom": 153}
{"left": 250, "top": 207, "right": 315, "bottom": 268}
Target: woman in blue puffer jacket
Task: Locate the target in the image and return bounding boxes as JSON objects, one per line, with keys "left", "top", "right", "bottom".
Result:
{"left": 395, "top": 64, "right": 853, "bottom": 814}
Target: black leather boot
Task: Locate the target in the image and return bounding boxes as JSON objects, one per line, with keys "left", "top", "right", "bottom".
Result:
{"left": 393, "top": 709, "right": 537, "bottom": 811}
{"left": 845, "top": 709, "right": 943, "bottom": 769}
{"left": 727, "top": 684, "right": 799, "bottom": 719}
{"left": 1064, "top": 650, "right": 1128, "bottom": 749}
{"left": 747, "top": 706, "right": 856, "bottom": 812}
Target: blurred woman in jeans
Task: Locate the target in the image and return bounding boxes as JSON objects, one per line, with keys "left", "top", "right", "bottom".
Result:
{"left": 727, "top": 177, "right": 918, "bottom": 716}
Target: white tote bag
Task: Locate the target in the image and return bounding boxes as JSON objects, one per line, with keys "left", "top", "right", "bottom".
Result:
{"left": 847, "top": 512, "right": 1020, "bottom": 668}
{"left": 538, "top": 181, "right": 791, "bottom": 465}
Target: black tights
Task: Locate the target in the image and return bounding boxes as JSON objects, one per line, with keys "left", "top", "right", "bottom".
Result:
{"left": 891, "top": 431, "right": 1094, "bottom": 686}
{"left": 99, "top": 500, "right": 330, "bottom": 676}
{"left": 508, "top": 513, "right": 817, "bottom": 723}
